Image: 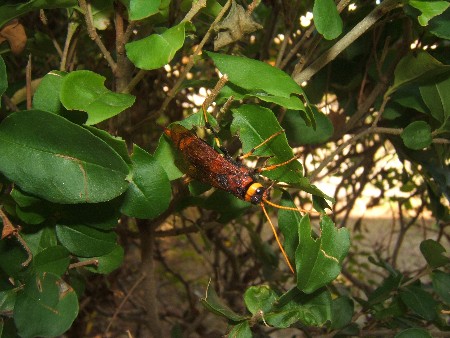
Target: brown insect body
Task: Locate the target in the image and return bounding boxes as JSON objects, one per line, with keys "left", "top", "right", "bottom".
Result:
{"left": 164, "top": 124, "right": 267, "bottom": 204}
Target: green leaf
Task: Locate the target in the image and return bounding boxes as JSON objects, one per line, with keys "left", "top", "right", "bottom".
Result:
{"left": 21, "top": 225, "right": 58, "bottom": 257}
{"left": 126, "top": 23, "right": 185, "bottom": 70}
{"left": 368, "top": 273, "right": 403, "bottom": 305}
{"left": 90, "top": 0, "right": 114, "bottom": 30}
{"left": 282, "top": 108, "right": 333, "bottom": 145}
{"left": 0, "top": 56, "right": 6, "bottom": 108}
{"left": 154, "top": 133, "right": 184, "bottom": 180}
{"left": 33, "top": 245, "right": 70, "bottom": 276}
{"left": 244, "top": 285, "right": 278, "bottom": 315}
{"left": 387, "top": 51, "right": 450, "bottom": 96}
{"left": 14, "top": 272, "right": 78, "bottom": 338}
{"left": 409, "top": 0, "right": 449, "bottom": 26}
{"left": 401, "top": 121, "right": 432, "bottom": 150}
{"left": 201, "top": 283, "right": 247, "bottom": 322}
{"left": 278, "top": 192, "right": 301, "bottom": 263}
{"left": 313, "top": 0, "right": 343, "bottom": 40}
{"left": 56, "top": 224, "right": 117, "bottom": 257}
{"left": 128, "top": 0, "right": 161, "bottom": 20}
{"left": 295, "top": 215, "right": 350, "bottom": 293}
{"left": 0, "top": 110, "right": 129, "bottom": 203}
{"left": 121, "top": 145, "right": 171, "bottom": 219}
{"left": 431, "top": 270, "right": 450, "bottom": 305}
{"left": 33, "top": 70, "right": 67, "bottom": 114}
{"left": 84, "top": 125, "right": 132, "bottom": 164}
{"left": 227, "top": 321, "right": 252, "bottom": 338}
{"left": 265, "top": 287, "right": 332, "bottom": 328}
{"left": 0, "top": 289, "right": 16, "bottom": 314}
{"left": 399, "top": 286, "right": 438, "bottom": 321}
{"left": 230, "top": 104, "right": 304, "bottom": 183}
{"left": 419, "top": 76, "right": 450, "bottom": 125}
{"left": 79, "top": 244, "right": 124, "bottom": 274}
{"left": 0, "top": 0, "right": 77, "bottom": 28}
{"left": 429, "top": 7, "right": 450, "bottom": 39}
{"left": 202, "top": 189, "right": 250, "bottom": 223}
{"left": 330, "top": 296, "right": 354, "bottom": 329}
{"left": 420, "top": 239, "right": 449, "bottom": 268}
{"left": 60, "top": 70, "right": 135, "bottom": 125}
{"left": 207, "top": 52, "right": 306, "bottom": 110}
{"left": 395, "top": 328, "right": 433, "bottom": 338}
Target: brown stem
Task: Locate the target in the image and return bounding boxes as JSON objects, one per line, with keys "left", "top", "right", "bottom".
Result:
{"left": 78, "top": 0, "right": 117, "bottom": 73}
{"left": 292, "top": 0, "right": 402, "bottom": 84}
{"left": 137, "top": 220, "right": 162, "bottom": 337}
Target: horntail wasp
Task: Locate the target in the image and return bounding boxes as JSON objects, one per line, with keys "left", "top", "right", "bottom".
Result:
{"left": 164, "top": 77, "right": 318, "bottom": 274}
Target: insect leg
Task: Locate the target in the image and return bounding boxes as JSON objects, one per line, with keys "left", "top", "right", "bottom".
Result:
{"left": 239, "top": 130, "right": 285, "bottom": 160}
{"left": 256, "top": 154, "right": 301, "bottom": 172}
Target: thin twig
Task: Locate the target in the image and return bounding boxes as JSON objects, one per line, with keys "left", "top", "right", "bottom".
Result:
{"left": 104, "top": 273, "right": 147, "bottom": 335}
{"left": 130, "top": 0, "right": 233, "bottom": 130}
{"left": 78, "top": 0, "right": 117, "bottom": 73}
{"left": 69, "top": 259, "right": 99, "bottom": 269}
{"left": 292, "top": 0, "right": 402, "bottom": 84}
{"left": 26, "top": 55, "right": 32, "bottom": 110}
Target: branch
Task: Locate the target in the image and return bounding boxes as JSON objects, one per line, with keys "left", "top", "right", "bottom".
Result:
{"left": 292, "top": 0, "right": 402, "bottom": 84}
{"left": 78, "top": 0, "right": 117, "bottom": 73}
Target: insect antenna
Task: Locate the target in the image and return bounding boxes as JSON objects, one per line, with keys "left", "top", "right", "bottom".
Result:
{"left": 260, "top": 202, "right": 295, "bottom": 274}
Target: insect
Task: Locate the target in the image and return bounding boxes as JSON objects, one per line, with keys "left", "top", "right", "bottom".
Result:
{"left": 164, "top": 117, "right": 314, "bottom": 273}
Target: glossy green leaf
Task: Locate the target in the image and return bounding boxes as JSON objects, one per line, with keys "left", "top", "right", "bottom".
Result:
{"left": 79, "top": 244, "right": 124, "bottom": 274}
{"left": 126, "top": 23, "right": 185, "bottom": 70}
{"left": 33, "top": 70, "right": 67, "bottom": 114}
{"left": 296, "top": 215, "right": 350, "bottom": 293}
{"left": 0, "top": 289, "right": 16, "bottom": 314}
{"left": 60, "top": 70, "right": 135, "bottom": 125}
{"left": 265, "top": 287, "right": 332, "bottom": 328}
{"left": 202, "top": 189, "right": 250, "bottom": 223}
{"left": 368, "top": 273, "right": 403, "bottom": 305}
{"left": 395, "top": 328, "right": 433, "bottom": 338}
{"left": 227, "top": 321, "right": 252, "bottom": 338}
{"left": 392, "top": 87, "right": 429, "bottom": 114}
{"left": 330, "top": 296, "right": 354, "bottom": 329}
{"left": 431, "top": 270, "right": 450, "bottom": 305}
{"left": 387, "top": 51, "right": 450, "bottom": 96}
{"left": 90, "top": 0, "right": 113, "bottom": 30}
{"left": 0, "top": 0, "right": 77, "bottom": 28}
{"left": 399, "top": 286, "right": 438, "bottom": 321}
{"left": 56, "top": 224, "right": 117, "bottom": 257}
{"left": 154, "top": 133, "right": 184, "bottom": 180}
{"left": 0, "top": 56, "right": 6, "bottom": 108}
{"left": 33, "top": 245, "right": 70, "bottom": 276}
{"left": 409, "top": 0, "right": 449, "bottom": 26}
{"left": 419, "top": 76, "right": 450, "bottom": 125}
{"left": 121, "top": 145, "right": 171, "bottom": 219}
{"left": 21, "top": 225, "right": 58, "bottom": 256}
{"left": 128, "top": 0, "right": 161, "bottom": 20}
{"left": 313, "top": 0, "right": 343, "bottom": 39}
{"left": 401, "top": 121, "right": 432, "bottom": 149}
{"left": 84, "top": 125, "right": 132, "bottom": 164}
{"left": 278, "top": 192, "right": 301, "bottom": 263}
{"left": 201, "top": 283, "right": 247, "bottom": 322}
{"left": 244, "top": 285, "right": 278, "bottom": 315}
{"left": 207, "top": 52, "right": 306, "bottom": 110}
{"left": 14, "top": 273, "right": 78, "bottom": 338}
{"left": 420, "top": 239, "right": 449, "bottom": 268}
{"left": 282, "top": 108, "right": 333, "bottom": 145}
{"left": 231, "top": 104, "right": 304, "bottom": 183}
{"left": 429, "top": 7, "right": 450, "bottom": 39}
{"left": 0, "top": 110, "right": 129, "bottom": 203}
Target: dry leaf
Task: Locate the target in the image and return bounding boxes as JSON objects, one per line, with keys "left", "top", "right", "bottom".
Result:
{"left": 0, "top": 19, "right": 27, "bottom": 55}
{"left": 214, "top": 1, "right": 263, "bottom": 50}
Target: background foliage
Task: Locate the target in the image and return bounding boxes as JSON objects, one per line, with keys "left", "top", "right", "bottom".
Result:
{"left": 0, "top": 0, "right": 449, "bottom": 337}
